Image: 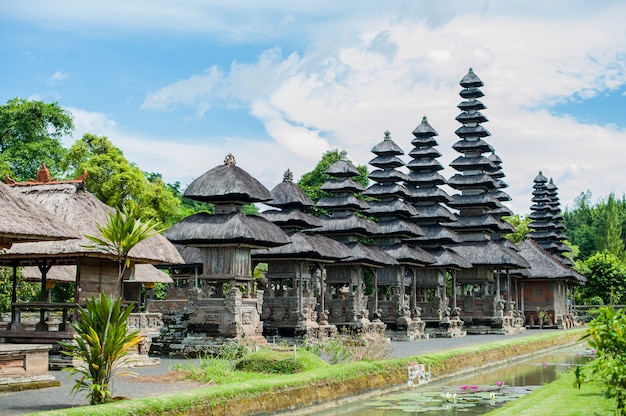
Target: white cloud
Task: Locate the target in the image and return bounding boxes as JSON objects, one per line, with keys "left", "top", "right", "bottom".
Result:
{"left": 50, "top": 71, "right": 69, "bottom": 82}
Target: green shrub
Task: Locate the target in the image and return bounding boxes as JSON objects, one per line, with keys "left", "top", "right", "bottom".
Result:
{"left": 582, "top": 306, "right": 626, "bottom": 415}
{"left": 235, "top": 347, "right": 327, "bottom": 374}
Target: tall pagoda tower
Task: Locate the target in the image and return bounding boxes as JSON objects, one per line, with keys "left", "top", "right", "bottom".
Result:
{"left": 528, "top": 172, "right": 573, "bottom": 265}
{"left": 446, "top": 69, "right": 528, "bottom": 334}
{"left": 252, "top": 169, "right": 351, "bottom": 339}
{"left": 164, "top": 154, "right": 290, "bottom": 345}
{"left": 404, "top": 117, "right": 471, "bottom": 337}
{"left": 363, "top": 131, "right": 435, "bottom": 341}
{"left": 311, "top": 151, "right": 397, "bottom": 337}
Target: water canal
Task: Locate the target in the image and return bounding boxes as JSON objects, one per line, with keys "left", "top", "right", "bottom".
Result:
{"left": 310, "top": 344, "right": 593, "bottom": 415}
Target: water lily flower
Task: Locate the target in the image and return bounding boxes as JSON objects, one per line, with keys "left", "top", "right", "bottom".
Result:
{"left": 496, "top": 381, "right": 504, "bottom": 388}
{"left": 490, "top": 392, "right": 496, "bottom": 400}
{"left": 460, "top": 384, "right": 468, "bottom": 391}
{"left": 470, "top": 385, "right": 477, "bottom": 392}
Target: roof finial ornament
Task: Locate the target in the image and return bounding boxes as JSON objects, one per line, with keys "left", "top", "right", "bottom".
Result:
{"left": 283, "top": 169, "right": 293, "bottom": 182}
{"left": 422, "top": 116, "right": 428, "bottom": 124}
{"left": 383, "top": 130, "right": 391, "bottom": 141}
{"left": 224, "top": 153, "right": 236, "bottom": 166}
{"left": 339, "top": 150, "right": 348, "bottom": 161}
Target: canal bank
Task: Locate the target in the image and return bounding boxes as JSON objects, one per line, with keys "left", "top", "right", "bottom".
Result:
{"left": 23, "top": 328, "right": 585, "bottom": 416}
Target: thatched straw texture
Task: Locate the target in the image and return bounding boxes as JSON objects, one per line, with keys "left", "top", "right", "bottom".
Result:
{"left": 0, "top": 183, "right": 183, "bottom": 265}
{"left": 267, "top": 180, "right": 314, "bottom": 209}
{"left": 338, "top": 242, "right": 399, "bottom": 267}
{"left": 260, "top": 209, "right": 323, "bottom": 229}
{"left": 452, "top": 240, "right": 530, "bottom": 269}
{"left": 164, "top": 211, "right": 291, "bottom": 248}
{"left": 312, "top": 215, "right": 382, "bottom": 237}
{"left": 0, "top": 181, "right": 79, "bottom": 246}
{"left": 184, "top": 161, "right": 272, "bottom": 204}
{"left": 513, "top": 239, "right": 586, "bottom": 284}
{"left": 382, "top": 243, "right": 436, "bottom": 266}
{"left": 252, "top": 233, "right": 351, "bottom": 262}
{"left": 425, "top": 247, "right": 472, "bottom": 269}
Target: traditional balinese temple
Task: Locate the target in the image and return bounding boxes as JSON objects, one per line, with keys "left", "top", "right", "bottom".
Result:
{"left": 513, "top": 172, "right": 585, "bottom": 328}
{"left": 363, "top": 131, "right": 435, "bottom": 341}
{"left": 0, "top": 180, "right": 78, "bottom": 389}
{"left": 445, "top": 69, "right": 528, "bottom": 334}
{"left": 404, "top": 117, "right": 471, "bottom": 337}
{"left": 0, "top": 165, "right": 183, "bottom": 366}
{"left": 161, "top": 154, "right": 290, "bottom": 352}
{"left": 252, "top": 169, "right": 351, "bottom": 339}
{"left": 310, "top": 152, "right": 397, "bottom": 337}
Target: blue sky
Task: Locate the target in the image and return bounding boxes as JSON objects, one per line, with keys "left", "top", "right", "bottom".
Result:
{"left": 1, "top": 1, "right": 626, "bottom": 215}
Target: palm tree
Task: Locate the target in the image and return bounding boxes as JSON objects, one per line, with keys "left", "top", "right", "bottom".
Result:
{"left": 64, "top": 209, "right": 164, "bottom": 404}
{"left": 84, "top": 208, "right": 163, "bottom": 296}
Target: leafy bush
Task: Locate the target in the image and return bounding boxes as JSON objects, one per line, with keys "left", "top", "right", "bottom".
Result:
{"left": 306, "top": 333, "right": 391, "bottom": 364}
{"left": 61, "top": 292, "right": 141, "bottom": 405}
{"left": 582, "top": 306, "right": 626, "bottom": 415}
{"left": 234, "top": 348, "right": 327, "bottom": 374}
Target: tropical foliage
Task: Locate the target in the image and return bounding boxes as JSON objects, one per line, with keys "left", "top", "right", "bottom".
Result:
{"left": 582, "top": 306, "right": 626, "bottom": 415}
{"left": 84, "top": 208, "right": 163, "bottom": 295}
{"left": 61, "top": 292, "right": 141, "bottom": 405}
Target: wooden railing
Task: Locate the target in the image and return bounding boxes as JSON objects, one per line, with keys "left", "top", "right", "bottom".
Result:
{"left": 9, "top": 302, "right": 78, "bottom": 333}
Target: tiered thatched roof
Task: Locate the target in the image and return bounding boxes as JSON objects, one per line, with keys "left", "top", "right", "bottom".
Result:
{"left": 0, "top": 181, "right": 79, "bottom": 248}
{"left": 0, "top": 181, "right": 183, "bottom": 266}
{"left": 513, "top": 239, "right": 585, "bottom": 284}
{"left": 22, "top": 263, "right": 173, "bottom": 284}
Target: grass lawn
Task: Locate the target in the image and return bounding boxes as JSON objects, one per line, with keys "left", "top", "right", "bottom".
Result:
{"left": 485, "top": 371, "right": 616, "bottom": 416}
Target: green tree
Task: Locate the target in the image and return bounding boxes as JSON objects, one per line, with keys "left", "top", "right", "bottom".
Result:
{"left": 84, "top": 208, "right": 163, "bottom": 296}
{"left": 298, "top": 149, "right": 369, "bottom": 213}
{"left": 0, "top": 98, "right": 73, "bottom": 180}
{"left": 595, "top": 193, "right": 626, "bottom": 261}
{"left": 577, "top": 251, "right": 626, "bottom": 305}
{"left": 63, "top": 134, "right": 181, "bottom": 224}
{"left": 504, "top": 214, "right": 531, "bottom": 244}
{"left": 564, "top": 191, "right": 599, "bottom": 261}
{"left": 62, "top": 292, "right": 141, "bottom": 405}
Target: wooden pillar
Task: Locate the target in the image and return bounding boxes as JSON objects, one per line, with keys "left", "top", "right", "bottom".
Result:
{"left": 10, "top": 262, "right": 18, "bottom": 326}
{"left": 506, "top": 271, "right": 511, "bottom": 303}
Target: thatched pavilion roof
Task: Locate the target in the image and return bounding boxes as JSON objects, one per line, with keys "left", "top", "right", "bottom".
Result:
{"left": 164, "top": 211, "right": 291, "bottom": 248}
{"left": 452, "top": 240, "right": 530, "bottom": 269}
{"left": 183, "top": 154, "right": 272, "bottom": 204}
{"left": 252, "top": 232, "right": 351, "bottom": 262}
{"left": 22, "top": 263, "right": 173, "bottom": 284}
{"left": 0, "top": 182, "right": 184, "bottom": 266}
{"left": 512, "top": 239, "right": 586, "bottom": 284}
{"left": 426, "top": 247, "right": 473, "bottom": 269}
{"left": 0, "top": 181, "right": 79, "bottom": 248}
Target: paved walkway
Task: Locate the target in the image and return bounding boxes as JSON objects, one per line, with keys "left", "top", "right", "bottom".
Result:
{"left": 0, "top": 329, "right": 563, "bottom": 415}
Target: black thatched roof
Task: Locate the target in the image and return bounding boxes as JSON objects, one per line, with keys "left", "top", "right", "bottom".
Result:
{"left": 366, "top": 199, "right": 419, "bottom": 218}
{"left": 260, "top": 209, "right": 323, "bottom": 229}
{"left": 325, "top": 159, "right": 360, "bottom": 178}
{"left": 266, "top": 170, "right": 314, "bottom": 209}
{"left": 165, "top": 211, "right": 291, "bottom": 248}
{"left": 368, "top": 169, "right": 410, "bottom": 183}
{"left": 409, "top": 225, "right": 463, "bottom": 245}
{"left": 316, "top": 194, "right": 369, "bottom": 211}
{"left": 338, "top": 242, "right": 399, "bottom": 267}
{"left": 0, "top": 183, "right": 183, "bottom": 266}
{"left": 184, "top": 154, "right": 271, "bottom": 204}
{"left": 0, "top": 181, "right": 79, "bottom": 247}
{"left": 426, "top": 247, "right": 472, "bottom": 269}
{"left": 513, "top": 239, "right": 585, "bottom": 283}
{"left": 383, "top": 243, "right": 436, "bottom": 265}
{"left": 320, "top": 178, "right": 365, "bottom": 193}
{"left": 311, "top": 215, "right": 382, "bottom": 237}
{"left": 252, "top": 232, "right": 351, "bottom": 262}
{"left": 452, "top": 240, "right": 529, "bottom": 269}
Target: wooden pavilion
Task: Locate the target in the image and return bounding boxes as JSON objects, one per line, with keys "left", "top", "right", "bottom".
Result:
{"left": 0, "top": 165, "right": 183, "bottom": 366}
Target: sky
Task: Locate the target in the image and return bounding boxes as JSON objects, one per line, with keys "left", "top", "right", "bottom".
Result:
{"left": 1, "top": 1, "right": 626, "bottom": 216}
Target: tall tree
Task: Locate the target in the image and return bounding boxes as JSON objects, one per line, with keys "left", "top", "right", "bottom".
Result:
{"left": 564, "top": 191, "right": 598, "bottom": 261}
{"left": 63, "top": 134, "right": 181, "bottom": 224}
{"left": 0, "top": 98, "right": 73, "bottom": 180}
{"left": 298, "top": 149, "right": 369, "bottom": 205}
{"left": 504, "top": 214, "right": 531, "bottom": 244}
{"left": 577, "top": 251, "right": 626, "bottom": 305}
{"left": 595, "top": 193, "right": 626, "bottom": 261}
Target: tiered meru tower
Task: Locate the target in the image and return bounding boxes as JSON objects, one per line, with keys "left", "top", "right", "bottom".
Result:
{"left": 528, "top": 172, "right": 573, "bottom": 265}
{"left": 404, "top": 117, "right": 471, "bottom": 337}
{"left": 164, "top": 154, "right": 290, "bottom": 345}
{"left": 364, "top": 131, "right": 435, "bottom": 341}
{"left": 311, "top": 152, "right": 397, "bottom": 337}
{"left": 253, "top": 169, "right": 351, "bottom": 339}
{"left": 446, "top": 68, "right": 528, "bottom": 334}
